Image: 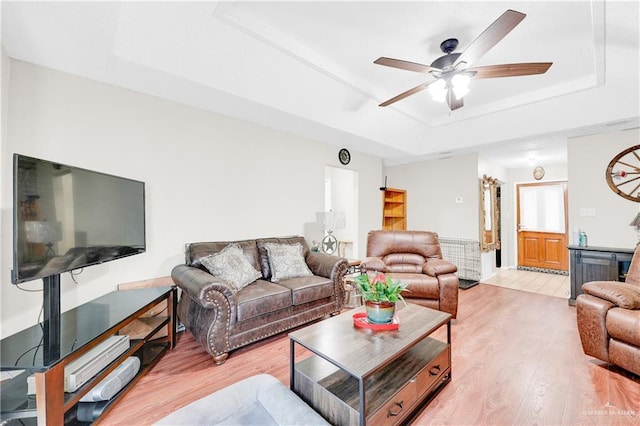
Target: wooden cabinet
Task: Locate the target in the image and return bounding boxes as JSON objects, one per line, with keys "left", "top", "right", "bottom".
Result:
{"left": 568, "top": 246, "right": 634, "bottom": 305}
{"left": 0, "top": 287, "right": 176, "bottom": 424}
{"left": 382, "top": 188, "right": 406, "bottom": 230}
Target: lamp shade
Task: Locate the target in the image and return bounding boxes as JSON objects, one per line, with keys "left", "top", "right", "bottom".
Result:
{"left": 316, "top": 211, "right": 346, "bottom": 231}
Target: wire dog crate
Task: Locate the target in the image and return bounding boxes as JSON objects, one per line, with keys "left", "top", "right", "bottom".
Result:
{"left": 439, "top": 237, "right": 481, "bottom": 289}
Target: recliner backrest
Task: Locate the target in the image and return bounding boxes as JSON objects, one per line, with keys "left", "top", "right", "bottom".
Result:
{"left": 366, "top": 230, "right": 443, "bottom": 263}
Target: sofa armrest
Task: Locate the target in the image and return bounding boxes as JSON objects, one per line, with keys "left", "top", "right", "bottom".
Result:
{"left": 359, "top": 257, "right": 387, "bottom": 272}
{"left": 576, "top": 293, "right": 615, "bottom": 362}
{"left": 172, "top": 264, "right": 239, "bottom": 361}
{"left": 582, "top": 281, "right": 640, "bottom": 309}
{"left": 305, "top": 252, "right": 347, "bottom": 280}
{"left": 171, "top": 264, "right": 237, "bottom": 309}
{"left": 423, "top": 259, "right": 458, "bottom": 277}
{"left": 305, "top": 252, "right": 348, "bottom": 308}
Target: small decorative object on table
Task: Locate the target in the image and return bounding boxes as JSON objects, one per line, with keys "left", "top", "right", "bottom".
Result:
{"left": 352, "top": 312, "right": 399, "bottom": 330}
{"left": 353, "top": 272, "right": 408, "bottom": 325}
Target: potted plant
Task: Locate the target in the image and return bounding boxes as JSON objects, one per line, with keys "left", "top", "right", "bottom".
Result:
{"left": 353, "top": 272, "right": 409, "bottom": 324}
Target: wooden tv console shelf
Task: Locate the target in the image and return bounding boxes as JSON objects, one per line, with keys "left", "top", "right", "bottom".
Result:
{"left": 0, "top": 286, "right": 176, "bottom": 424}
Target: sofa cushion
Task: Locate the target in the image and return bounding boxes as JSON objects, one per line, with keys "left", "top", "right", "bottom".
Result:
{"left": 200, "top": 243, "right": 262, "bottom": 291}
{"left": 256, "top": 236, "right": 309, "bottom": 280}
{"left": 264, "top": 242, "right": 313, "bottom": 282}
{"left": 188, "top": 240, "right": 261, "bottom": 272}
{"left": 236, "top": 280, "right": 292, "bottom": 321}
{"left": 275, "top": 275, "right": 335, "bottom": 305}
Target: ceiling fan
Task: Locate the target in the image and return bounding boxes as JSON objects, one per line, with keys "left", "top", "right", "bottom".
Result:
{"left": 374, "top": 9, "right": 552, "bottom": 111}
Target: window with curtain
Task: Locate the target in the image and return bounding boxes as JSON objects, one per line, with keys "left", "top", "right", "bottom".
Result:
{"left": 519, "top": 184, "right": 565, "bottom": 233}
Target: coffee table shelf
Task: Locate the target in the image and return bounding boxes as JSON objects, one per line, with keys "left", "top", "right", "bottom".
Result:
{"left": 289, "top": 304, "right": 451, "bottom": 425}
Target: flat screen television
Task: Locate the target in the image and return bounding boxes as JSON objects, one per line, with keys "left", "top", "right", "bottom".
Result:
{"left": 12, "top": 154, "right": 146, "bottom": 284}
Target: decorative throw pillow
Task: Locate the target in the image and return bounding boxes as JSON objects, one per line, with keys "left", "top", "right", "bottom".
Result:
{"left": 200, "top": 243, "right": 262, "bottom": 291}
{"left": 264, "top": 242, "right": 313, "bottom": 282}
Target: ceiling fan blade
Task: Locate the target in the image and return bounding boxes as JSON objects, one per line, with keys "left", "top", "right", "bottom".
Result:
{"left": 469, "top": 62, "right": 552, "bottom": 79}
{"left": 374, "top": 57, "right": 439, "bottom": 75}
{"left": 447, "top": 88, "right": 464, "bottom": 111}
{"left": 379, "top": 81, "right": 431, "bottom": 107}
{"left": 454, "top": 9, "right": 526, "bottom": 68}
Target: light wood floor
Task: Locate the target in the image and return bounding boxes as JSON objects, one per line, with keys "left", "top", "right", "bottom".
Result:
{"left": 98, "top": 282, "right": 639, "bottom": 425}
{"left": 483, "top": 267, "right": 571, "bottom": 299}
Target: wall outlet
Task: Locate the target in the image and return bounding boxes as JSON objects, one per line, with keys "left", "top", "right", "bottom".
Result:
{"left": 455, "top": 196, "right": 463, "bottom": 203}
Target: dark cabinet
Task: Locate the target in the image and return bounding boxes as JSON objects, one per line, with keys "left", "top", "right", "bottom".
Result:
{"left": 568, "top": 245, "right": 634, "bottom": 305}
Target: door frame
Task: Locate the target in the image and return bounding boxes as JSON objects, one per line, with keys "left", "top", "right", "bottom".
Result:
{"left": 516, "top": 180, "right": 569, "bottom": 271}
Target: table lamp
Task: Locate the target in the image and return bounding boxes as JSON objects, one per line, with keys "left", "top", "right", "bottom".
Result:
{"left": 316, "top": 211, "right": 345, "bottom": 255}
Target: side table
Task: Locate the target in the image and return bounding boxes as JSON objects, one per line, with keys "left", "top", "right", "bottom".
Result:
{"left": 344, "top": 260, "right": 362, "bottom": 308}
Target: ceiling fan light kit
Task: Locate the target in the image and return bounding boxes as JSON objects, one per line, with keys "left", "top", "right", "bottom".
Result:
{"left": 374, "top": 9, "right": 552, "bottom": 112}
{"left": 428, "top": 79, "right": 447, "bottom": 102}
{"left": 428, "top": 74, "right": 470, "bottom": 102}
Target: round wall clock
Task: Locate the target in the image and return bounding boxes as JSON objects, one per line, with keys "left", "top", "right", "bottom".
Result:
{"left": 606, "top": 145, "right": 640, "bottom": 202}
{"left": 533, "top": 166, "right": 545, "bottom": 180}
{"left": 338, "top": 148, "right": 351, "bottom": 165}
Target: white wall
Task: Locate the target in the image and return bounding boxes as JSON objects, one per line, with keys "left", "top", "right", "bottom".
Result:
{"left": 568, "top": 129, "right": 640, "bottom": 248}
{"left": 1, "top": 46, "right": 9, "bottom": 295}
{"left": 384, "top": 153, "right": 480, "bottom": 238}
{"left": 1, "top": 60, "right": 383, "bottom": 337}
{"left": 325, "top": 166, "right": 358, "bottom": 259}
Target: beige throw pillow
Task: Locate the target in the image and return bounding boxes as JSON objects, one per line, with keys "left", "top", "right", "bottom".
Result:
{"left": 200, "top": 243, "right": 262, "bottom": 290}
{"left": 264, "top": 242, "right": 312, "bottom": 282}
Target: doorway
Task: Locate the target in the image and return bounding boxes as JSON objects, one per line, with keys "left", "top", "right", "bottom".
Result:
{"left": 516, "top": 181, "right": 569, "bottom": 271}
{"left": 324, "top": 166, "right": 358, "bottom": 259}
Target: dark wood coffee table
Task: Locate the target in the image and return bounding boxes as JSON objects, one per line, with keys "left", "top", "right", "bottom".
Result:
{"left": 289, "top": 303, "right": 451, "bottom": 425}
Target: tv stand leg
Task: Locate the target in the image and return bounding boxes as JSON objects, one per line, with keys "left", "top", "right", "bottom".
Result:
{"left": 43, "top": 274, "right": 61, "bottom": 363}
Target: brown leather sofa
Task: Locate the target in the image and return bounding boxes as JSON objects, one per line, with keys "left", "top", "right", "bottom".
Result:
{"left": 171, "top": 236, "right": 348, "bottom": 364}
{"left": 576, "top": 248, "right": 640, "bottom": 375}
{"left": 359, "top": 230, "right": 459, "bottom": 318}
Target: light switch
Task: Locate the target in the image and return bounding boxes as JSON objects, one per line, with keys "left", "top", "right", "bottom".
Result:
{"left": 579, "top": 208, "right": 596, "bottom": 217}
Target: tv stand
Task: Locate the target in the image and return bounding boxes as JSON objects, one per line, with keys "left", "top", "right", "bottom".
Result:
{"left": 43, "top": 274, "right": 62, "bottom": 363}
{"left": 0, "top": 286, "right": 176, "bottom": 424}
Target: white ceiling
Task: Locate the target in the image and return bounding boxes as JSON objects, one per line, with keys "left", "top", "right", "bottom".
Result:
{"left": 2, "top": 1, "right": 639, "bottom": 167}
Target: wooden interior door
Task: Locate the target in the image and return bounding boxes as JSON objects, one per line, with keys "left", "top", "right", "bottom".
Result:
{"left": 517, "top": 181, "right": 569, "bottom": 271}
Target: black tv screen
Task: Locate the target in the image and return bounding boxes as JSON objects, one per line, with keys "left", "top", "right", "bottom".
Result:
{"left": 12, "top": 154, "right": 146, "bottom": 284}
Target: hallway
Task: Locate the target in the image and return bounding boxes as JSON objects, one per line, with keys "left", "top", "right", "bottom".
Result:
{"left": 481, "top": 268, "right": 570, "bottom": 299}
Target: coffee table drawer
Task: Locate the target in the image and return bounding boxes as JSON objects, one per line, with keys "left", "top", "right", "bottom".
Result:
{"left": 368, "top": 377, "right": 417, "bottom": 426}
{"left": 417, "top": 346, "right": 450, "bottom": 395}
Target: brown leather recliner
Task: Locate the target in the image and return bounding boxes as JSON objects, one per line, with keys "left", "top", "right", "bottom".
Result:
{"left": 359, "top": 230, "right": 459, "bottom": 318}
{"left": 576, "top": 247, "right": 640, "bottom": 376}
